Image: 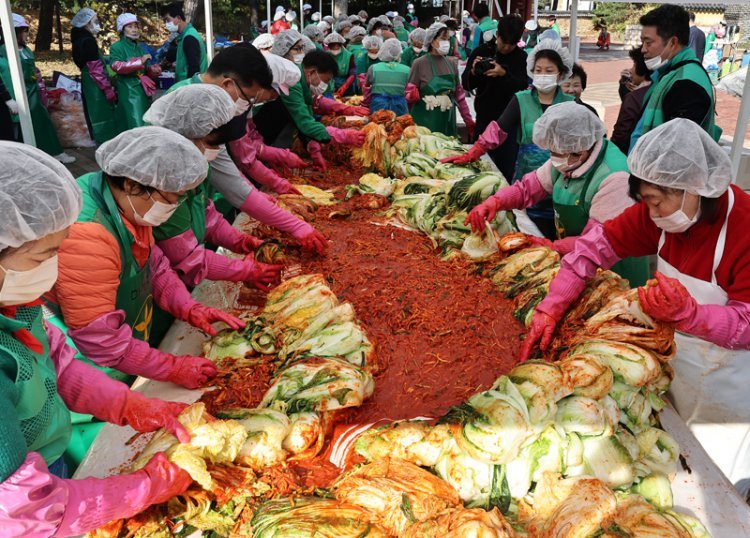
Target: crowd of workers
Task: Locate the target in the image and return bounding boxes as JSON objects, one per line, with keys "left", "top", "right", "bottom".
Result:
{"left": 0, "top": 1, "right": 748, "bottom": 533}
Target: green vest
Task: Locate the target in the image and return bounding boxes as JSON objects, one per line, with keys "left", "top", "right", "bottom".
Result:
{"left": 630, "top": 47, "right": 719, "bottom": 151}
{"left": 473, "top": 17, "right": 498, "bottom": 49}
{"left": 0, "top": 306, "right": 71, "bottom": 471}
{"left": 395, "top": 27, "right": 410, "bottom": 43}
{"left": 371, "top": 61, "right": 410, "bottom": 95}
{"left": 410, "top": 55, "right": 458, "bottom": 136}
{"left": 168, "top": 72, "right": 202, "bottom": 93}
{"left": 356, "top": 53, "right": 379, "bottom": 75}
{"left": 332, "top": 48, "right": 353, "bottom": 86}
{"left": 175, "top": 24, "right": 208, "bottom": 82}
{"left": 400, "top": 46, "right": 424, "bottom": 68}
{"left": 154, "top": 179, "right": 210, "bottom": 244}
{"left": 109, "top": 37, "right": 152, "bottom": 131}
{"left": 348, "top": 43, "right": 365, "bottom": 65}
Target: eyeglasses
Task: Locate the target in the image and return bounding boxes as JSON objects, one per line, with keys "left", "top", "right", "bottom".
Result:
{"left": 290, "top": 43, "right": 306, "bottom": 53}
{"left": 231, "top": 79, "right": 253, "bottom": 104}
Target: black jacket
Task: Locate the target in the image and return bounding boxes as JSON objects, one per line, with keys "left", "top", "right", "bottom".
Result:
{"left": 462, "top": 43, "right": 528, "bottom": 127}
{"left": 71, "top": 27, "right": 100, "bottom": 70}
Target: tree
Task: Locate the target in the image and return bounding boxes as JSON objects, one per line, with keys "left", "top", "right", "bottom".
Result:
{"left": 333, "top": 0, "right": 348, "bottom": 17}
{"left": 35, "top": 0, "right": 54, "bottom": 52}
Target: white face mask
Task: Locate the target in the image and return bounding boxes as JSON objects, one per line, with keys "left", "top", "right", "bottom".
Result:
{"left": 165, "top": 21, "right": 179, "bottom": 33}
{"left": 412, "top": 45, "right": 422, "bottom": 53}
{"left": 375, "top": 29, "right": 383, "bottom": 36}
{"left": 367, "top": 51, "right": 379, "bottom": 59}
{"left": 644, "top": 54, "right": 666, "bottom": 71}
{"left": 124, "top": 28, "right": 140, "bottom": 40}
{"left": 550, "top": 154, "right": 583, "bottom": 173}
{"left": 293, "top": 53, "right": 305, "bottom": 64}
{"left": 0, "top": 255, "right": 59, "bottom": 306}
{"left": 533, "top": 73, "right": 558, "bottom": 93}
{"left": 437, "top": 41, "right": 450, "bottom": 55}
{"left": 128, "top": 194, "right": 179, "bottom": 227}
{"left": 310, "top": 78, "right": 328, "bottom": 96}
{"left": 203, "top": 147, "right": 221, "bottom": 161}
{"left": 330, "top": 48, "right": 342, "bottom": 56}
{"left": 90, "top": 23, "right": 102, "bottom": 35}
{"left": 651, "top": 192, "right": 701, "bottom": 234}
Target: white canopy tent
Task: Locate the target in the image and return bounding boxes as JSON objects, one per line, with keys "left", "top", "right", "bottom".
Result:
{"left": 565, "top": 0, "right": 749, "bottom": 179}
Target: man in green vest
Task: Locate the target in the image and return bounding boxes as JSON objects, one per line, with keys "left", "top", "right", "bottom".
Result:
{"left": 161, "top": 3, "right": 208, "bottom": 82}
{"left": 630, "top": 4, "right": 719, "bottom": 152}
{"left": 471, "top": 4, "right": 497, "bottom": 51}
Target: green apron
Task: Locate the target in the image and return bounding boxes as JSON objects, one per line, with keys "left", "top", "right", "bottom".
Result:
{"left": 0, "top": 45, "right": 63, "bottom": 156}
{"left": 110, "top": 37, "right": 152, "bottom": 132}
{"left": 400, "top": 46, "right": 423, "bottom": 68}
{"left": 332, "top": 48, "right": 354, "bottom": 94}
{"left": 410, "top": 55, "right": 457, "bottom": 136}
{"left": 0, "top": 306, "right": 71, "bottom": 477}
{"left": 175, "top": 24, "right": 208, "bottom": 83}
{"left": 356, "top": 54, "right": 379, "bottom": 75}
{"left": 551, "top": 139, "right": 650, "bottom": 287}
{"left": 395, "top": 27, "right": 410, "bottom": 43}
{"left": 46, "top": 172, "right": 153, "bottom": 465}
{"left": 449, "top": 35, "right": 466, "bottom": 60}
{"left": 79, "top": 53, "right": 118, "bottom": 144}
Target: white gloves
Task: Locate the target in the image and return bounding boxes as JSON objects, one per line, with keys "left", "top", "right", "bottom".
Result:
{"left": 423, "top": 95, "right": 453, "bottom": 112}
{"left": 5, "top": 99, "right": 18, "bottom": 115}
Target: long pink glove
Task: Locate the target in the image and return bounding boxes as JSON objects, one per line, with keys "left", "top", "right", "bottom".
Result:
{"left": 0, "top": 452, "right": 191, "bottom": 538}
{"left": 140, "top": 75, "right": 157, "bottom": 97}
{"left": 150, "top": 245, "right": 244, "bottom": 335}
{"left": 440, "top": 121, "right": 508, "bottom": 164}
{"left": 240, "top": 188, "right": 313, "bottom": 238}
{"left": 405, "top": 83, "right": 420, "bottom": 105}
{"left": 204, "top": 201, "right": 263, "bottom": 253}
{"left": 454, "top": 84, "right": 474, "bottom": 127}
{"left": 35, "top": 69, "right": 49, "bottom": 108}
{"left": 307, "top": 140, "right": 327, "bottom": 170}
{"left": 228, "top": 125, "right": 262, "bottom": 166}
{"left": 247, "top": 159, "right": 301, "bottom": 195}
{"left": 334, "top": 75, "right": 356, "bottom": 98}
{"left": 326, "top": 126, "right": 366, "bottom": 146}
{"left": 259, "top": 144, "right": 306, "bottom": 170}
{"left": 110, "top": 57, "right": 145, "bottom": 75}
{"left": 66, "top": 311, "right": 215, "bottom": 389}
{"left": 314, "top": 95, "right": 368, "bottom": 117}
{"left": 86, "top": 60, "right": 117, "bottom": 103}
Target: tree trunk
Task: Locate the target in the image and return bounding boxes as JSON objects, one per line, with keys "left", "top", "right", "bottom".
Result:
{"left": 184, "top": 0, "right": 200, "bottom": 24}
{"left": 333, "top": 0, "right": 348, "bottom": 18}
{"left": 35, "top": 0, "right": 54, "bottom": 52}
{"left": 55, "top": 0, "right": 63, "bottom": 54}
{"left": 249, "top": 0, "right": 259, "bottom": 28}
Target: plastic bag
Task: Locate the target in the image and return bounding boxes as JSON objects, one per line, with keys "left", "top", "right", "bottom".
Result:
{"left": 47, "top": 90, "right": 95, "bottom": 148}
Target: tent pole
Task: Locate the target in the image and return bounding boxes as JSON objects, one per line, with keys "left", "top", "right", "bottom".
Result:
{"left": 204, "top": 0, "right": 214, "bottom": 60}
{"left": 267, "top": 0, "right": 272, "bottom": 30}
{"left": 569, "top": 0, "right": 579, "bottom": 63}
{"left": 0, "top": 1, "right": 35, "bottom": 146}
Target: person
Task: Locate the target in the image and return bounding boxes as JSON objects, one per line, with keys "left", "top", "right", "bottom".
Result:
{"left": 325, "top": 33, "right": 356, "bottom": 97}
{"left": 271, "top": 9, "right": 290, "bottom": 35}
{"left": 366, "top": 17, "right": 385, "bottom": 37}
{"left": 612, "top": 47, "right": 652, "bottom": 154}
{"left": 471, "top": 4, "right": 498, "bottom": 51}
{"left": 357, "top": 35, "right": 383, "bottom": 75}
{"left": 336, "top": 18, "right": 353, "bottom": 39}
{"left": 393, "top": 18, "right": 410, "bottom": 43}
{"left": 562, "top": 63, "right": 597, "bottom": 117}
{"left": 0, "top": 76, "right": 13, "bottom": 141}
{"left": 408, "top": 23, "right": 474, "bottom": 137}
{"left": 302, "top": 23, "right": 323, "bottom": 50}
{"left": 317, "top": 20, "right": 332, "bottom": 40}
{"left": 145, "top": 85, "right": 283, "bottom": 289}
{"left": 521, "top": 19, "right": 541, "bottom": 53}
{"left": 442, "top": 17, "right": 466, "bottom": 61}
{"left": 467, "top": 101, "right": 649, "bottom": 285}
{"left": 630, "top": 4, "right": 718, "bottom": 152}
{"left": 286, "top": 11, "right": 299, "bottom": 32}
{"left": 366, "top": 38, "right": 413, "bottom": 115}
{"left": 253, "top": 32, "right": 275, "bottom": 54}
{"left": 401, "top": 28, "right": 426, "bottom": 68}
{"left": 596, "top": 20, "right": 611, "bottom": 50}
{"left": 310, "top": 12, "right": 321, "bottom": 25}
{"left": 358, "top": 10, "right": 369, "bottom": 25}
{"left": 45, "top": 127, "right": 241, "bottom": 463}
{"left": 70, "top": 8, "right": 118, "bottom": 144}
{"left": 442, "top": 39, "right": 574, "bottom": 239}
{"left": 347, "top": 25, "right": 367, "bottom": 68}
{"left": 547, "top": 14, "right": 560, "bottom": 36}
{"left": 0, "top": 14, "right": 74, "bottom": 163}
{"left": 303, "top": 4, "right": 313, "bottom": 25}
{"left": 0, "top": 141, "right": 194, "bottom": 534}
{"left": 161, "top": 3, "right": 208, "bottom": 82}
{"left": 271, "top": 29, "right": 306, "bottom": 65}
{"left": 463, "top": 15, "right": 527, "bottom": 180}
{"left": 255, "top": 49, "right": 365, "bottom": 168}
{"left": 110, "top": 13, "right": 161, "bottom": 132}
{"left": 688, "top": 11, "right": 706, "bottom": 63}
{"left": 520, "top": 118, "right": 750, "bottom": 497}
{"left": 406, "top": 3, "right": 418, "bottom": 28}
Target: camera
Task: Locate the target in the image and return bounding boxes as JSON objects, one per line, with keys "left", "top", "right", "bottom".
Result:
{"left": 474, "top": 57, "right": 496, "bottom": 76}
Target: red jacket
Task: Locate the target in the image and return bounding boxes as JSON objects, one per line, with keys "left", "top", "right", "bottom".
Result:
{"left": 270, "top": 20, "right": 290, "bottom": 35}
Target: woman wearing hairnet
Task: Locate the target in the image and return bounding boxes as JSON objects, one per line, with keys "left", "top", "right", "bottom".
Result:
{"left": 365, "top": 38, "right": 414, "bottom": 115}
{"left": 70, "top": 7, "right": 118, "bottom": 144}
{"left": 357, "top": 35, "right": 383, "bottom": 75}
{"left": 302, "top": 24, "right": 323, "bottom": 50}
{"left": 46, "top": 127, "right": 244, "bottom": 462}
{"left": 408, "top": 23, "right": 474, "bottom": 137}
{"left": 347, "top": 26, "right": 367, "bottom": 68}
{"left": 443, "top": 39, "right": 574, "bottom": 238}
{"left": 520, "top": 118, "right": 750, "bottom": 495}
{"left": 0, "top": 142, "right": 194, "bottom": 533}
{"left": 325, "top": 33, "right": 356, "bottom": 98}
{"left": 467, "top": 101, "right": 649, "bottom": 285}
{"left": 272, "top": 29, "right": 307, "bottom": 65}
{"left": 401, "top": 28, "right": 426, "bottom": 67}
{"left": 253, "top": 33, "right": 275, "bottom": 54}
{"left": 146, "top": 85, "right": 283, "bottom": 290}
{"left": 110, "top": 13, "right": 161, "bottom": 132}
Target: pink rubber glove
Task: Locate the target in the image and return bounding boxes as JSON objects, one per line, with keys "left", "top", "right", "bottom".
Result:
{"left": 298, "top": 228, "right": 328, "bottom": 255}
{"left": 228, "top": 234, "right": 264, "bottom": 254}
{"left": 87, "top": 59, "right": 117, "bottom": 103}
{"left": 405, "top": 83, "right": 420, "bottom": 105}
{"left": 440, "top": 142, "right": 489, "bottom": 165}
{"left": 259, "top": 144, "right": 306, "bottom": 169}
{"left": 326, "top": 126, "right": 366, "bottom": 146}
{"left": 146, "top": 64, "right": 162, "bottom": 79}
{"left": 227, "top": 129, "right": 262, "bottom": 170}
{"left": 638, "top": 272, "right": 696, "bottom": 325}
{"left": 150, "top": 244, "right": 202, "bottom": 320}
{"left": 235, "top": 255, "right": 284, "bottom": 291}
{"left": 465, "top": 197, "right": 504, "bottom": 233}
{"left": 35, "top": 69, "right": 49, "bottom": 108}
{"left": 519, "top": 312, "right": 558, "bottom": 361}
{"left": 466, "top": 118, "right": 476, "bottom": 139}
{"left": 140, "top": 75, "right": 157, "bottom": 97}
{"left": 239, "top": 188, "right": 314, "bottom": 239}
{"left": 185, "top": 304, "right": 245, "bottom": 336}
{"left": 110, "top": 57, "right": 145, "bottom": 75}
{"left": 455, "top": 84, "right": 474, "bottom": 127}
{"left": 527, "top": 236, "right": 556, "bottom": 249}
{"left": 247, "top": 158, "right": 301, "bottom": 195}
{"left": 308, "top": 140, "right": 327, "bottom": 170}
{"left": 356, "top": 73, "right": 368, "bottom": 92}
{"left": 313, "top": 95, "right": 349, "bottom": 115}
{"left": 0, "top": 452, "right": 191, "bottom": 537}
{"left": 204, "top": 201, "right": 257, "bottom": 252}
{"left": 343, "top": 104, "right": 369, "bottom": 116}
{"left": 334, "top": 75, "right": 356, "bottom": 98}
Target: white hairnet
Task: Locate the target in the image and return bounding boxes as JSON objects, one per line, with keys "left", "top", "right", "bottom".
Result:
{"left": 532, "top": 101, "right": 606, "bottom": 154}
{"left": 71, "top": 8, "right": 96, "bottom": 28}
{"left": 348, "top": 26, "right": 366, "bottom": 40}
{"left": 116, "top": 13, "right": 138, "bottom": 33}
{"left": 317, "top": 21, "right": 331, "bottom": 32}
{"left": 264, "top": 53, "right": 301, "bottom": 95}
{"left": 285, "top": 11, "right": 296, "bottom": 21}
{"left": 302, "top": 24, "right": 321, "bottom": 40}
{"left": 378, "top": 15, "right": 392, "bottom": 27}
{"left": 525, "top": 20, "right": 538, "bottom": 31}
{"left": 144, "top": 85, "right": 234, "bottom": 139}
{"left": 12, "top": 13, "right": 29, "bottom": 28}
{"left": 424, "top": 22, "right": 447, "bottom": 51}
{"left": 628, "top": 118, "right": 732, "bottom": 198}
{"left": 378, "top": 38, "right": 403, "bottom": 62}
{"left": 358, "top": 10, "right": 368, "bottom": 19}
{"left": 539, "top": 28, "right": 560, "bottom": 42}
{"left": 408, "top": 27, "right": 426, "bottom": 45}
{"left": 300, "top": 35, "right": 316, "bottom": 53}
{"left": 324, "top": 32, "right": 345, "bottom": 45}
{"left": 253, "top": 33, "right": 275, "bottom": 50}
{"left": 527, "top": 38, "right": 573, "bottom": 81}
{"left": 96, "top": 127, "right": 208, "bottom": 192}
{"left": 393, "top": 18, "right": 405, "bottom": 29}
{"left": 303, "top": 4, "right": 312, "bottom": 10}
{"left": 323, "top": 15, "right": 335, "bottom": 25}
{"left": 335, "top": 19, "right": 352, "bottom": 33}
{"left": 275, "top": 5, "right": 285, "bottom": 13}
{"left": 362, "top": 35, "right": 383, "bottom": 50}
{"left": 271, "top": 29, "right": 302, "bottom": 57}
{"left": 348, "top": 15, "right": 360, "bottom": 24}
{"left": 0, "top": 142, "right": 82, "bottom": 252}
{"left": 311, "top": 12, "right": 321, "bottom": 22}
{"left": 366, "top": 18, "right": 380, "bottom": 34}
{"left": 274, "top": 11, "right": 285, "bottom": 21}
